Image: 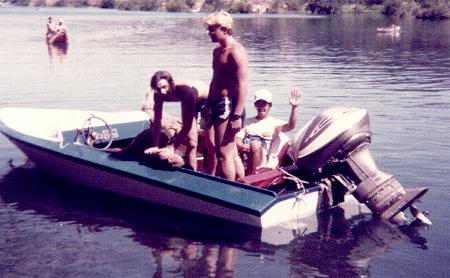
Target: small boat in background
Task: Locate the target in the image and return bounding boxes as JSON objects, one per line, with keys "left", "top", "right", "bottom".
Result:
{"left": 377, "top": 24, "right": 401, "bottom": 33}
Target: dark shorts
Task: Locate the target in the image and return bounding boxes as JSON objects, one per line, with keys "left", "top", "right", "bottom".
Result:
{"left": 210, "top": 97, "right": 246, "bottom": 123}
{"left": 243, "top": 135, "right": 268, "bottom": 149}
{"left": 210, "top": 97, "right": 232, "bottom": 121}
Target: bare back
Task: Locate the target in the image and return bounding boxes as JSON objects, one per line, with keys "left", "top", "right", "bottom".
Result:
{"left": 177, "top": 80, "right": 209, "bottom": 101}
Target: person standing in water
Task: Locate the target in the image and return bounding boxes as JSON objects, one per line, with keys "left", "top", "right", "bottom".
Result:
{"left": 46, "top": 17, "right": 56, "bottom": 39}
{"left": 55, "top": 18, "right": 68, "bottom": 36}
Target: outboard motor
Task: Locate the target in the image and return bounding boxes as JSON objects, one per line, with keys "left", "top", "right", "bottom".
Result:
{"left": 290, "top": 107, "right": 430, "bottom": 223}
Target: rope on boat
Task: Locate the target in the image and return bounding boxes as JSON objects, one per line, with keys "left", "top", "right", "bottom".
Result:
{"left": 278, "top": 167, "right": 308, "bottom": 194}
{"left": 277, "top": 168, "right": 308, "bottom": 216}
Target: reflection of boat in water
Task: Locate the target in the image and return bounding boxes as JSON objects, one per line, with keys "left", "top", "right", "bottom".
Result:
{"left": 0, "top": 107, "right": 431, "bottom": 228}
{"left": 0, "top": 165, "right": 429, "bottom": 277}
{"left": 0, "top": 164, "right": 262, "bottom": 242}
{"left": 377, "top": 24, "right": 401, "bottom": 33}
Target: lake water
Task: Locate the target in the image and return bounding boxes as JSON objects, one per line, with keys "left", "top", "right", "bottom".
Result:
{"left": 1, "top": 6, "right": 449, "bottom": 277}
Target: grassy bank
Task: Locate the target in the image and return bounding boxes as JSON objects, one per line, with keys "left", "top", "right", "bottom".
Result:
{"left": 3, "top": 0, "right": 450, "bottom": 19}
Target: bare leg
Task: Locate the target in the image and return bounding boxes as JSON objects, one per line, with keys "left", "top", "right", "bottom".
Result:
{"left": 185, "top": 146, "right": 197, "bottom": 171}
{"left": 248, "top": 140, "right": 264, "bottom": 175}
{"left": 205, "top": 125, "right": 217, "bottom": 175}
{"left": 185, "top": 119, "right": 198, "bottom": 171}
{"left": 234, "top": 153, "right": 245, "bottom": 180}
{"left": 214, "top": 120, "right": 239, "bottom": 180}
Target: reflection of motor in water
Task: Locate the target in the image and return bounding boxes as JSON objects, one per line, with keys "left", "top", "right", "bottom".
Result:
{"left": 286, "top": 208, "right": 428, "bottom": 277}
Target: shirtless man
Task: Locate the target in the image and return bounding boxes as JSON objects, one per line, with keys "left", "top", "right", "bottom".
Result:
{"left": 204, "top": 11, "right": 248, "bottom": 180}
{"left": 144, "top": 71, "right": 209, "bottom": 171}
{"left": 46, "top": 17, "right": 56, "bottom": 39}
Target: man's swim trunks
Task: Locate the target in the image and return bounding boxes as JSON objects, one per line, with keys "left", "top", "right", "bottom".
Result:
{"left": 210, "top": 96, "right": 233, "bottom": 121}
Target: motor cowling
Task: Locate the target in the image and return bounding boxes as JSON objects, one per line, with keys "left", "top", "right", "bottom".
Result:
{"left": 290, "top": 107, "right": 371, "bottom": 175}
{"left": 290, "top": 108, "right": 429, "bottom": 222}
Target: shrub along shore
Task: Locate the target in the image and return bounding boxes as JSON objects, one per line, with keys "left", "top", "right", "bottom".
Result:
{"left": 4, "top": 0, "right": 450, "bottom": 19}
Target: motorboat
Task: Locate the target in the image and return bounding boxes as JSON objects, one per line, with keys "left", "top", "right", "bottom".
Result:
{"left": 0, "top": 107, "right": 431, "bottom": 228}
{"left": 376, "top": 24, "right": 401, "bottom": 33}
{"left": 46, "top": 31, "right": 68, "bottom": 46}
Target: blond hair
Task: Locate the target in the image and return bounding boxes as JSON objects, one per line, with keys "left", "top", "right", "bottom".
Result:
{"left": 204, "top": 11, "right": 234, "bottom": 33}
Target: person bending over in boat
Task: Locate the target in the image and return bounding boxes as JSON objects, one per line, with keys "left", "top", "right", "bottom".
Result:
{"left": 203, "top": 11, "right": 248, "bottom": 180}
{"left": 143, "top": 71, "right": 210, "bottom": 171}
{"left": 46, "top": 17, "right": 56, "bottom": 40}
{"left": 141, "top": 87, "right": 183, "bottom": 140}
{"left": 141, "top": 87, "right": 213, "bottom": 170}
{"left": 236, "top": 88, "right": 300, "bottom": 175}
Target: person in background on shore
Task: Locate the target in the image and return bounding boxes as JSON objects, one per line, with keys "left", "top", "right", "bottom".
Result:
{"left": 143, "top": 71, "right": 209, "bottom": 171}
{"left": 203, "top": 11, "right": 248, "bottom": 180}
{"left": 236, "top": 88, "right": 300, "bottom": 175}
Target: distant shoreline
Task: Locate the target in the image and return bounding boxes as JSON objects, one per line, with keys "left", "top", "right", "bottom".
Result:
{"left": 3, "top": 0, "right": 449, "bottom": 20}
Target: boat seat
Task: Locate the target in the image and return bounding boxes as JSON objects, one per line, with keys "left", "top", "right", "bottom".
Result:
{"left": 239, "top": 167, "right": 286, "bottom": 189}
{"left": 256, "top": 132, "right": 291, "bottom": 172}
{"left": 239, "top": 133, "right": 292, "bottom": 189}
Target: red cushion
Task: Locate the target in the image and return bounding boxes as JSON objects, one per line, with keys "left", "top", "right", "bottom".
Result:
{"left": 239, "top": 168, "right": 285, "bottom": 189}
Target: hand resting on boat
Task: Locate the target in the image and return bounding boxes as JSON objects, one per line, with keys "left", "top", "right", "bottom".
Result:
{"left": 157, "top": 146, "right": 176, "bottom": 160}
{"left": 144, "top": 146, "right": 185, "bottom": 167}
{"left": 143, "top": 146, "right": 173, "bottom": 158}
{"left": 144, "top": 146, "right": 160, "bottom": 155}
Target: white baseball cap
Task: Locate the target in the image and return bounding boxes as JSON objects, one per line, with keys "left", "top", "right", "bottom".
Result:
{"left": 254, "top": 89, "right": 272, "bottom": 104}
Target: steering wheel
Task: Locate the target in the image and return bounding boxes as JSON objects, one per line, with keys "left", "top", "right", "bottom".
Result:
{"left": 80, "top": 115, "right": 113, "bottom": 150}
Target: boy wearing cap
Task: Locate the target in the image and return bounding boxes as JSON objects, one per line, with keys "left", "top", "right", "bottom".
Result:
{"left": 237, "top": 88, "right": 300, "bottom": 175}
{"left": 203, "top": 11, "right": 248, "bottom": 180}
{"left": 46, "top": 17, "right": 56, "bottom": 39}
